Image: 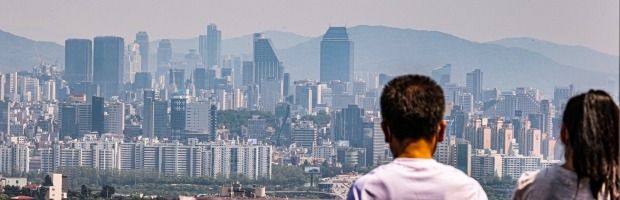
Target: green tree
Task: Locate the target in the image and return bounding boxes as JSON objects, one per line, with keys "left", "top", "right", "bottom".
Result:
{"left": 0, "top": 194, "right": 9, "bottom": 200}
{"left": 99, "top": 185, "right": 115, "bottom": 198}
{"left": 80, "top": 185, "right": 91, "bottom": 197}
{"left": 300, "top": 111, "right": 330, "bottom": 128}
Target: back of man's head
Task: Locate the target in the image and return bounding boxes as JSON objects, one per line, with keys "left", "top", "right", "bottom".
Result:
{"left": 380, "top": 74, "right": 445, "bottom": 141}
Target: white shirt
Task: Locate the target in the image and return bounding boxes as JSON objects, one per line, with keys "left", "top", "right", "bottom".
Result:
{"left": 347, "top": 158, "right": 487, "bottom": 200}
{"left": 512, "top": 165, "right": 602, "bottom": 200}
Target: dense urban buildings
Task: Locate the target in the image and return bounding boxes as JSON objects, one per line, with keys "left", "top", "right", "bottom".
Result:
{"left": 0, "top": 25, "right": 599, "bottom": 196}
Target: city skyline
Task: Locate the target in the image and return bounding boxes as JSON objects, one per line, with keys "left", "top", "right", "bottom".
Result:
{"left": 0, "top": 1, "right": 618, "bottom": 56}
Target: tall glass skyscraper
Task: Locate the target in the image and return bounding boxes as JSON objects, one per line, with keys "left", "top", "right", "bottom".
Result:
{"left": 253, "top": 33, "right": 283, "bottom": 84}
{"left": 91, "top": 96, "right": 105, "bottom": 134}
{"left": 135, "top": 32, "right": 150, "bottom": 72}
{"left": 206, "top": 24, "right": 221, "bottom": 68}
{"left": 65, "top": 39, "right": 93, "bottom": 84}
{"left": 466, "top": 69, "right": 483, "bottom": 102}
{"left": 157, "top": 39, "right": 173, "bottom": 73}
{"left": 431, "top": 64, "right": 452, "bottom": 86}
{"left": 93, "top": 36, "right": 124, "bottom": 97}
{"left": 320, "top": 27, "right": 354, "bottom": 82}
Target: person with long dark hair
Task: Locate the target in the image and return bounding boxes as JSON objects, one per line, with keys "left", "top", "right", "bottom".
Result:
{"left": 513, "top": 90, "right": 619, "bottom": 200}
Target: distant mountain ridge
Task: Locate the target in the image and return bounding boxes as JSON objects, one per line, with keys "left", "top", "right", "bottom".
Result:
{"left": 0, "top": 26, "right": 616, "bottom": 94}
{"left": 0, "top": 30, "right": 64, "bottom": 72}
{"left": 149, "top": 30, "right": 313, "bottom": 57}
{"left": 278, "top": 25, "right": 616, "bottom": 93}
{"left": 488, "top": 37, "right": 619, "bottom": 74}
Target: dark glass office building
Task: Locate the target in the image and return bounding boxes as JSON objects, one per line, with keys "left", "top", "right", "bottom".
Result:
{"left": 206, "top": 24, "right": 222, "bottom": 68}
{"left": 92, "top": 96, "right": 105, "bottom": 134}
{"left": 93, "top": 36, "right": 124, "bottom": 97}
{"left": 135, "top": 32, "right": 150, "bottom": 72}
{"left": 320, "top": 27, "right": 354, "bottom": 82}
{"left": 253, "top": 33, "right": 283, "bottom": 85}
{"left": 157, "top": 39, "right": 173, "bottom": 73}
{"left": 65, "top": 39, "right": 93, "bottom": 84}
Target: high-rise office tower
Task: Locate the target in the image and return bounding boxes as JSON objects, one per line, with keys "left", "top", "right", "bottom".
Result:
{"left": 246, "top": 84, "right": 260, "bottom": 110}
{"left": 553, "top": 84, "right": 574, "bottom": 111}
{"left": 260, "top": 79, "right": 283, "bottom": 114}
{"left": 134, "top": 72, "right": 152, "bottom": 90}
{"left": 4, "top": 72, "right": 18, "bottom": 100}
{"left": 157, "top": 39, "right": 173, "bottom": 73}
{"left": 193, "top": 68, "right": 207, "bottom": 90}
{"left": 283, "top": 73, "right": 290, "bottom": 97}
{"left": 466, "top": 69, "right": 483, "bottom": 102}
{"left": 242, "top": 61, "right": 254, "bottom": 86}
{"left": 332, "top": 105, "right": 364, "bottom": 148}
{"left": 127, "top": 43, "right": 141, "bottom": 83}
{"left": 0, "top": 74, "right": 4, "bottom": 101}
{"left": 92, "top": 96, "right": 105, "bottom": 134}
{"left": 199, "top": 35, "right": 208, "bottom": 65}
{"left": 170, "top": 96, "right": 187, "bottom": 139}
{"left": 169, "top": 69, "right": 185, "bottom": 90}
{"left": 104, "top": 100, "right": 125, "bottom": 135}
{"left": 458, "top": 93, "right": 474, "bottom": 113}
{"left": 185, "top": 101, "right": 212, "bottom": 132}
{"left": 452, "top": 138, "right": 472, "bottom": 176}
{"left": 431, "top": 64, "right": 451, "bottom": 86}
{"left": 320, "top": 27, "right": 354, "bottom": 82}
{"left": 184, "top": 49, "right": 201, "bottom": 69}
{"left": 223, "top": 55, "right": 243, "bottom": 89}
{"left": 60, "top": 103, "right": 92, "bottom": 138}
{"left": 206, "top": 24, "right": 222, "bottom": 68}
{"left": 142, "top": 96, "right": 155, "bottom": 138}
{"left": 94, "top": 36, "right": 124, "bottom": 97}
{"left": 253, "top": 33, "right": 283, "bottom": 85}
{"left": 210, "top": 104, "right": 218, "bottom": 141}
{"left": 0, "top": 101, "right": 10, "bottom": 135}
{"left": 65, "top": 39, "right": 93, "bottom": 84}
{"left": 153, "top": 99, "right": 169, "bottom": 137}
{"left": 135, "top": 32, "right": 150, "bottom": 72}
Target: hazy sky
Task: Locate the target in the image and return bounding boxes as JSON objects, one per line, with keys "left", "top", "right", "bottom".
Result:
{"left": 1, "top": 0, "right": 618, "bottom": 56}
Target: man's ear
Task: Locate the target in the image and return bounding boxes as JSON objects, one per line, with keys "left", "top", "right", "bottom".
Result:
{"left": 381, "top": 121, "right": 391, "bottom": 143}
{"left": 436, "top": 120, "right": 446, "bottom": 143}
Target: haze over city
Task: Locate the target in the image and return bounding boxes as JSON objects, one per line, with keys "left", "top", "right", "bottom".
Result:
{"left": 0, "top": 1, "right": 618, "bottom": 200}
{"left": 1, "top": 0, "right": 618, "bottom": 56}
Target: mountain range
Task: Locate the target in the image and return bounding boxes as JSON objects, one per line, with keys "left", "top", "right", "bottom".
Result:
{"left": 0, "top": 26, "right": 617, "bottom": 94}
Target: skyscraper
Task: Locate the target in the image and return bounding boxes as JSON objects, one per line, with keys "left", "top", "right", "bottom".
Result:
{"left": 466, "top": 69, "right": 483, "bottom": 102}
{"left": 199, "top": 35, "right": 208, "bottom": 65}
{"left": 65, "top": 39, "right": 93, "bottom": 84}
{"left": 170, "top": 96, "right": 187, "bottom": 139}
{"left": 92, "top": 96, "right": 105, "bottom": 134}
{"left": 206, "top": 24, "right": 222, "bottom": 68}
{"left": 154, "top": 99, "right": 169, "bottom": 137}
{"left": 142, "top": 96, "right": 155, "bottom": 138}
{"left": 242, "top": 61, "right": 254, "bottom": 86}
{"left": 332, "top": 105, "right": 364, "bottom": 148}
{"left": 157, "top": 39, "right": 173, "bottom": 73}
{"left": 0, "top": 101, "right": 10, "bottom": 135}
{"left": 431, "top": 64, "right": 451, "bottom": 86}
{"left": 135, "top": 32, "right": 150, "bottom": 72}
{"left": 253, "top": 33, "right": 283, "bottom": 85}
{"left": 320, "top": 27, "right": 354, "bottom": 82}
{"left": 127, "top": 43, "right": 141, "bottom": 83}
{"left": 93, "top": 36, "right": 124, "bottom": 97}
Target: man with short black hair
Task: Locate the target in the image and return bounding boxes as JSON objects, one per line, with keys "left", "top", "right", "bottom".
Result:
{"left": 347, "top": 74, "right": 487, "bottom": 200}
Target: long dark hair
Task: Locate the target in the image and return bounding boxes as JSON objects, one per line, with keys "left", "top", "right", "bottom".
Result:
{"left": 563, "top": 90, "right": 619, "bottom": 199}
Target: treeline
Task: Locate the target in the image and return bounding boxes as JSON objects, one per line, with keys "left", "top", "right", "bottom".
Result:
{"left": 217, "top": 110, "right": 275, "bottom": 134}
